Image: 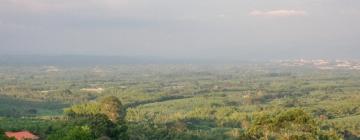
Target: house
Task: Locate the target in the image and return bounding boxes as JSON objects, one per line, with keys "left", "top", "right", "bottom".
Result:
{"left": 5, "top": 131, "right": 39, "bottom": 140}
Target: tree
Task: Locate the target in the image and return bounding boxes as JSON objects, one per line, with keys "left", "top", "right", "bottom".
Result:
{"left": 246, "top": 109, "right": 340, "bottom": 140}
{"left": 63, "top": 126, "right": 94, "bottom": 140}
{"left": 100, "top": 96, "right": 124, "bottom": 122}
{"left": 60, "top": 96, "right": 128, "bottom": 139}
{"left": 72, "top": 114, "right": 127, "bottom": 139}
{"left": 47, "top": 126, "right": 94, "bottom": 140}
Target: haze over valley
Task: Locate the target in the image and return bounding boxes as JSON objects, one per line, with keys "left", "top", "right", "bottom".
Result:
{"left": 1, "top": 0, "right": 360, "bottom": 140}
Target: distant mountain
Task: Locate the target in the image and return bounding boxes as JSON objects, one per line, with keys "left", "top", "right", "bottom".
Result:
{"left": 0, "top": 55, "right": 251, "bottom": 66}
{"left": 0, "top": 55, "right": 162, "bottom": 66}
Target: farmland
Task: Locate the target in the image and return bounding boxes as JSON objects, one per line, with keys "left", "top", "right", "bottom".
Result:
{"left": 0, "top": 62, "right": 360, "bottom": 139}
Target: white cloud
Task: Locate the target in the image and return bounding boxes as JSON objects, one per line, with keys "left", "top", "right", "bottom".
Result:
{"left": 250, "top": 10, "right": 307, "bottom": 17}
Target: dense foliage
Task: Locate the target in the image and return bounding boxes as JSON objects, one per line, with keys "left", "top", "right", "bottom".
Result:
{"left": 0, "top": 64, "right": 360, "bottom": 139}
{"left": 49, "top": 97, "right": 128, "bottom": 140}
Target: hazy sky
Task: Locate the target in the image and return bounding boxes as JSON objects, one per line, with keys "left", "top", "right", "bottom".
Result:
{"left": 0, "top": 0, "right": 359, "bottom": 60}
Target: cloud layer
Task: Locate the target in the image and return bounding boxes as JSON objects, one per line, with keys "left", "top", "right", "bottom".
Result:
{"left": 250, "top": 10, "right": 307, "bottom": 17}
{"left": 1, "top": 0, "right": 360, "bottom": 59}
{"left": 2, "top": 0, "right": 129, "bottom": 13}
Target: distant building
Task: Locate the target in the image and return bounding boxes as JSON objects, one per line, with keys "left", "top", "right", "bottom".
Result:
{"left": 80, "top": 87, "right": 104, "bottom": 93}
{"left": 44, "top": 66, "right": 60, "bottom": 72}
{"left": 5, "top": 131, "right": 39, "bottom": 140}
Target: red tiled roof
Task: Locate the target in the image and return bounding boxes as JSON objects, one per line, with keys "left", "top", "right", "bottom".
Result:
{"left": 5, "top": 131, "right": 39, "bottom": 140}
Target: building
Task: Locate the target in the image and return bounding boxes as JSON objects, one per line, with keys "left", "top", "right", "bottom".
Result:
{"left": 5, "top": 131, "right": 39, "bottom": 140}
{"left": 80, "top": 87, "right": 104, "bottom": 93}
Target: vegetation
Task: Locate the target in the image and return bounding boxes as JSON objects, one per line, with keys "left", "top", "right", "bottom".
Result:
{"left": 0, "top": 129, "right": 14, "bottom": 140}
{"left": 50, "top": 97, "right": 128, "bottom": 140}
{"left": 0, "top": 64, "right": 360, "bottom": 139}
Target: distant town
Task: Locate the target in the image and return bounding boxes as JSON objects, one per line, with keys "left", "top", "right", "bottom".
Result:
{"left": 277, "top": 59, "right": 360, "bottom": 70}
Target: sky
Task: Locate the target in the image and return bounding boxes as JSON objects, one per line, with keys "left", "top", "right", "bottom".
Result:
{"left": 0, "top": 0, "right": 359, "bottom": 60}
